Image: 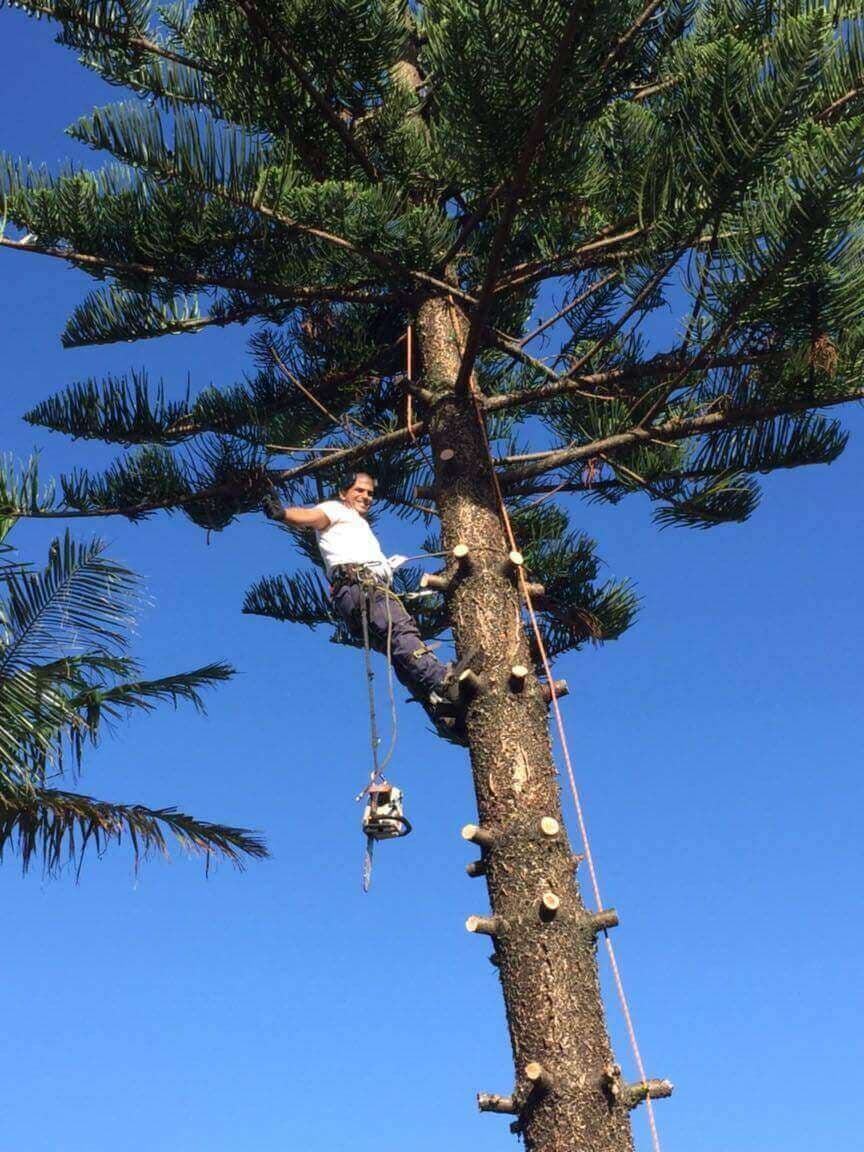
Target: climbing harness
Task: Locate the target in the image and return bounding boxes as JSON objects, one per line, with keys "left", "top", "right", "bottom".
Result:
{"left": 354, "top": 569, "right": 411, "bottom": 892}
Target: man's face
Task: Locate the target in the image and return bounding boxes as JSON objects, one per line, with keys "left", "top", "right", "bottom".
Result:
{"left": 340, "top": 474, "right": 375, "bottom": 516}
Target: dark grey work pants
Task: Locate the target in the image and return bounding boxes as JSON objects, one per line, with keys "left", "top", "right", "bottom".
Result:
{"left": 332, "top": 581, "right": 448, "bottom": 698}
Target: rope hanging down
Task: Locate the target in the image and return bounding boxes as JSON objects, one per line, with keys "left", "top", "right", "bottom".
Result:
{"left": 464, "top": 365, "right": 663, "bottom": 1152}
{"left": 356, "top": 577, "right": 400, "bottom": 892}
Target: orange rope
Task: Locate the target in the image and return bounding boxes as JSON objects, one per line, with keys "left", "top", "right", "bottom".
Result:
{"left": 465, "top": 376, "right": 662, "bottom": 1152}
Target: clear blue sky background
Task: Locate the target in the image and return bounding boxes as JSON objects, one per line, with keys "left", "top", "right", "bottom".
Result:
{"left": 1, "top": 16, "right": 862, "bottom": 1152}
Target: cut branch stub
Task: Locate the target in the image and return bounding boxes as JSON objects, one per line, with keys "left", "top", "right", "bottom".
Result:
{"left": 622, "top": 1079, "right": 675, "bottom": 1109}
{"left": 501, "top": 549, "right": 525, "bottom": 577}
{"left": 461, "top": 823, "right": 497, "bottom": 851}
{"left": 413, "top": 483, "right": 436, "bottom": 500}
{"left": 584, "top": 908, "right": 619, "bottom": 935}
{"left": 477, "top": 1092, "right": 518, "bottom": 1115}
{"left": 452, "top": 542, "right": 474, "bottom": 573}
{"left": 420, "top": 547, "right": 473, "bottom": 595}
{"left": 520, "top": 581, "right": 546, "bottom": 600}
{"left": 524, "top": 1062, "right": 555, "bottom": 1097}
{"left": 456, "top": 668, "right": 484, "bottom": 701}
{"left": 601, "top": 1063, "right": 623, "bottom": 1103}
{"left": 466, "top": 857, "right": 488, "bottom": 878}
{"left": 419, "top": 570, "right": 451, "bottom": 593}
{"left": 509, "top": 664, "right": 529, "bottom": 692}
{"left": 540, "top": 679, "right": 569, "bottom": 703}
{"left": 466, "top": 914, "right": 506, "bottom": 938}
{"left": 438, "top": 447, "right": 458, "bottom": 476}
{"left": 539, "top": 891, "right": 561, "bottom": 921}
{"left": 539, "top": 816, "right": 560, "bottom": 839}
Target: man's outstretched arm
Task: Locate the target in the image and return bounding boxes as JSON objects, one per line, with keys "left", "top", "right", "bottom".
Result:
{"left": 263, "top": 492, "right": 330, "bottom": 530}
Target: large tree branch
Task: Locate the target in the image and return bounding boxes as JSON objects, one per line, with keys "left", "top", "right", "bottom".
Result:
{"left": 453, "top": 3, "right": 591, "bottom": 392}
{"left": 13, "top": 387, "right": 862, "bottom": 522}
{"left": 232, "top": 0, "right": 380, "bottom": 181}
{"left": 603, "top": 0, "right": 666, "bottom": 72}
{"left": 498, "top": 388, "right": 864, "bottom": 485}
{"left": 630, "top": 220, "right": 814, "bottom": 430}
{"left": 493, "top": 222, "right": 737, "bottom": 302}
{"left": 488, "top": 333, "right": 564, "bottom": 384}
{"left": 507, "top": 453, "right": 834, "bottom": 500}
{"left": 0, "top": 236, "right": 403, "bottom": 305}
{"left": 2, "top": 420, "right": 429, "bottom": 522}
{"left": 162, "top": 337, "right": 406, "bottom": 442}
{"left": 484, "top": 350, "right": 784, "bottom": 414}
{"left": 274, "top": 421, "right": 425, "bottom": 484}
{"left": 245, "top": 200, "right": 476, "bottom": 306}
{"left": 491, "top": 222, "right": 643, "bottom": 297}
{"left": 517, "top": 272, "right": 621, "bottom": 349}
{"left": 53, "top": 141, "right": 475, "bottom": 308}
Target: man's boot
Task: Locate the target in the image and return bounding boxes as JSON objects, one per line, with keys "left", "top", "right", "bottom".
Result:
{"left": 420, "top": 647, "right": 479, "bottom": 746}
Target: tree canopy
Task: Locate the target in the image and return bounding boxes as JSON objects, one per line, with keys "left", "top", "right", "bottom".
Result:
{"left": 1, "top": 0, "right": 861, "bottom": 666}
{"left": 3, "top": 4, "right": 863, "bottom": 1148}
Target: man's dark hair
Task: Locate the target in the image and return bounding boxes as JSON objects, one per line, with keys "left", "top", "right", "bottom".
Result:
{"left": 337, "top": 470, "right": 376, "bottom": 494}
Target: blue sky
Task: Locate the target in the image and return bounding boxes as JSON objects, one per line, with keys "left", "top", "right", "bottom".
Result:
{"left": 1, "top": 15, "right": 862, "bottom": 1152}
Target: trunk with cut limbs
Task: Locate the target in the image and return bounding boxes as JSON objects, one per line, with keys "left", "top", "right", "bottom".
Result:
{"left": 414, "top": 294, "right": 637, "bottom": 1152}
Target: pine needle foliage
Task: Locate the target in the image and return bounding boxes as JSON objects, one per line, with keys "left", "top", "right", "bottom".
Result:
{"left": 4, "top": 0, "right": 864, "bottom": 681}
{"left": 0, "top": 511, "right": 266, "bottom": 874}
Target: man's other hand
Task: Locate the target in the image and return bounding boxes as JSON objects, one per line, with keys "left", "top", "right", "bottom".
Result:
{"left": 262, "top": 492, "right": 285, "bottom": 521}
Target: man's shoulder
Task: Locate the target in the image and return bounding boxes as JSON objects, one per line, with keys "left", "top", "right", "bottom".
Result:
{"left": 316, "top": 499, "right": 353, "bottom": 524}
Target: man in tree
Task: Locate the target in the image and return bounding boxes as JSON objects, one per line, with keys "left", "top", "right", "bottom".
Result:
{"left": 263, "top": 469, "right": 455, "bottom": 717}
{"left": 4, "top": 0, "right": 864, "bottom": 1148}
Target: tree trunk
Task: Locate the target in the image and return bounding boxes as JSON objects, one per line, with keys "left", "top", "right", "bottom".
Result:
{"left": 415, "top": 294, "right": 636, "bottom": 1152}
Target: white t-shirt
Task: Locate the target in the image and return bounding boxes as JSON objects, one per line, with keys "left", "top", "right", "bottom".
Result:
{"left": 314, "top": 500, "right": 389, "bottom": 579}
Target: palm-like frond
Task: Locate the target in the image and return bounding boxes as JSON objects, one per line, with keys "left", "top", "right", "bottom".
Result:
{"left": 0, "top": 531, "right": 140, "bottom": 679}
{"left": 0, "top": 521, "right": 266, "bottom": 869}
{"left": 0, "top": 782, "right": 266, "bottom": 876}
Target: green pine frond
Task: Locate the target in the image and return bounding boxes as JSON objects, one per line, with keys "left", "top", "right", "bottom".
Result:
{"left": 157, "top": 0, "right": 194, "bottom": 40}
{"left": 242, "top": 568, "right": 334, "bottom": 629}
{"left": 0, "top": 454, "right": 56, "bottom": 519}
{"left": 69, "top": 102, "right": 274, "bottom": 203}
{"left": 63, "top": 287, "right": 207, "bottom": 347}
{"left": 535, "top": 577, "right": 640, "bottom": 662}
{"left": 242, "top": 563, "right": 445, "bottom": 645}
{"left": 25, "top": 371, "right": 192, "bottom": 444}
{"left": 504, "top": 501, "right": 639, "bottom": 658}
{"left": 3, "top": 0, "right": 154, "bottom": 42}
{"left": 692, "top": 411, "right": 848, "bottom": 474}
{"left": 53, "top": 436, "right": 270, "bottom": 526}
{"left": 653, "top": 470, "right": 761, "bottom": 528}
{"left": 182, "top": 0, "right": 406, "bottom": 178}
{"left": 59, "top": 445, "right": 195, "bottom": 518}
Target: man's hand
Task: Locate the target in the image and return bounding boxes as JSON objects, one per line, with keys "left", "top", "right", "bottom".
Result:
{"left": 262, "top": 492, "right": 285, "bottom": 521}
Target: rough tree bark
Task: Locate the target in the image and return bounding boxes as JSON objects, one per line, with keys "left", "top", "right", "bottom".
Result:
{"left": 414, "top": 294, "right": 638, "bottom": 1152}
